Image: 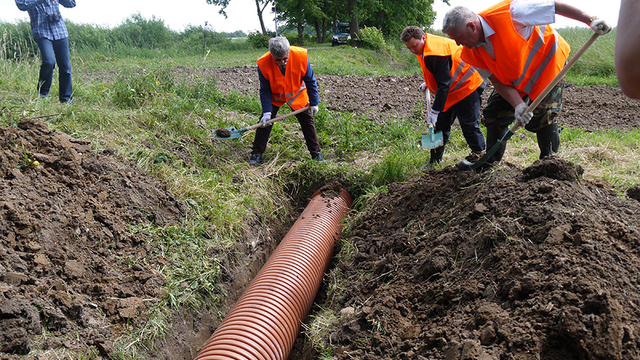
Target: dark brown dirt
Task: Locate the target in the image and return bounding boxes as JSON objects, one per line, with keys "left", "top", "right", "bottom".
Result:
{"left": 0, "top": 119, "right": 188, "bottom": 357}
{"left": 214, "top": 128, "right": 231, "bottom": 138}
{"left": 2, "top": 66, "right": 640, "bottom": 360}
{"left": 316, "top": 158, "right": 640, "bottom": 360}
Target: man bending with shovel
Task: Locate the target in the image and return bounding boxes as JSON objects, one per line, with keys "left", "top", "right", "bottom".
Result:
{"left": 443, "top": 0, "right": 611, "bottom": 169}
{"left": 401, "top": 26, "right": 486, "bottom": 168}
{"left": 249, "top": 36, "right": 322, "bottom": 165}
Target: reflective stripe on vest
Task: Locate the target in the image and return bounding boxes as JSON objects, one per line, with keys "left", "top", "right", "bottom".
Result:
{"left": 418, "top": 34, "right": 484, "bottom": 112}
{"left": 460, "top": 0, "right": 569, "bottom": 100}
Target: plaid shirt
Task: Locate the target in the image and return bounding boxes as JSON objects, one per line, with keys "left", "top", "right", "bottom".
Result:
{"left": 15, "top": 0, "right": 76, "bottom": 40}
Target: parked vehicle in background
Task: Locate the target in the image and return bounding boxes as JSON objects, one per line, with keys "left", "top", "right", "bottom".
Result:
{"left": 332, "top": 22, "right": 350, "bottom": 46}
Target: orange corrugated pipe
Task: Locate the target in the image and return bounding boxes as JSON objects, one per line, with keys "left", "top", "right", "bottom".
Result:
{"left": 195, "top": 188, "right": 353, "bottom": 360}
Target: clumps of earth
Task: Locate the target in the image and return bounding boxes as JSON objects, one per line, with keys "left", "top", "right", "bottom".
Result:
{"left": 0, "top": 119, "right": 188, "bottom": 357}
{"left": 314, "top": 158, "right": 640, "bottom": 360}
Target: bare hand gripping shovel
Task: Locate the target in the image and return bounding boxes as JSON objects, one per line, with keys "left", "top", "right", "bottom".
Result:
{"left": 213, "top": 105, "right": 311, "bottom": 140}
{"left": 458, "top": 32, "right": 601, "bottom": 170}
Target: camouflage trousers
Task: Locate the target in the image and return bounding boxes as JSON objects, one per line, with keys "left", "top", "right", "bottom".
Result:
{"left": 482, "top": 77, "right": 565, "bottom": 132}
{"left": 481, "top": 78, "right": 565, "bottom": 162}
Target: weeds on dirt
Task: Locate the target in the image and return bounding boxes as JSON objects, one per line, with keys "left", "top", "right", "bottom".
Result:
{"left": 301, "top": 307, "right": 338, "bottom": 354}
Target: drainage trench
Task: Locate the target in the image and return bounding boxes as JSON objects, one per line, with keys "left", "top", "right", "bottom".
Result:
{"left": 195, "top": 188, "right": 353, "bottom": 360}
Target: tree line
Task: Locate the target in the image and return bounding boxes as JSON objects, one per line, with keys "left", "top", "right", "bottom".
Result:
{"left": 206, "top": 0, "right": 439, "bottom": 45}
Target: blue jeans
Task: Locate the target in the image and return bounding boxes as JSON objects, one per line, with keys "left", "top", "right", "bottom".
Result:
{"left": 35, "top": 37, "right": 73, "bottom": 103}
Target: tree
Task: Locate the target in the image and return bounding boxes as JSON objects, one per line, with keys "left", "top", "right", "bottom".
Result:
{"left": 370, "top": 0, "right": 436, "bottom": 37}
{"left": 206, "top": 0, "right": 274, "bottom": 35}
{"left": 270, "top": 0, "right": 441, "bottom": 46}
{"left": 347, "top": 0, "right": 360, "bottom": 46}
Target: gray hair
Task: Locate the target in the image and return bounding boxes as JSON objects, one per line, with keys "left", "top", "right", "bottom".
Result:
{"left": 442, "top": 6, "right": 477, "bottom": 34}
{"left": 269, "top": 37, "right": 290, "bottom": 58}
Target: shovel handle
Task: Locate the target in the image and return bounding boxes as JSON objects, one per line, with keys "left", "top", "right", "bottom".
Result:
{"left": 469, "top": 32, "right": 601, "bottom": 170}
{"left": 510, "top": 31, "right": 601, "bottom": 133}
{"left": 246, "top": 104, "right": 312, "bottom": 131}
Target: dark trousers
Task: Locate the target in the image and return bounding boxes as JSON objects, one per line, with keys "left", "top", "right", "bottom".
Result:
{"left": 35, "top": 37, "right": 73, "bottom": 103}
{"left": 251, "top": 105, "right": 321, "bottom": 155}
{"left": 431, "top": 85, "right": 486, "bottom": 162}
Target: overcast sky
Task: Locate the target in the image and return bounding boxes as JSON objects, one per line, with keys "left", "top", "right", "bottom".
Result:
{"left": 0, "top": 0, "right": 620, "bottom": 33}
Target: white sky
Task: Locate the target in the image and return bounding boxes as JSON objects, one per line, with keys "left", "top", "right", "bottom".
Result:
{"left": 0, "top": 0, "right": 620, "bottom": 33}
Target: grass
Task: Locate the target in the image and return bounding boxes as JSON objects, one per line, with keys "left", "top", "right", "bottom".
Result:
{"left": 0, "top": 25, "right": 637, "bottom": 358}
{"left": 560, "top": 27, "right": 618, "bottom": 86}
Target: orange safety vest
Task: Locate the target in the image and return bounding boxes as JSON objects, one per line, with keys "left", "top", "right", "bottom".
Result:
{"left": 461, "top": 0, "right": 570, "bottom": 100}
{"left": 257, "top": 46, "right": 310, "bottom": 110}
{"left": 418, "top": 34, "right": 484, "bottom": 112}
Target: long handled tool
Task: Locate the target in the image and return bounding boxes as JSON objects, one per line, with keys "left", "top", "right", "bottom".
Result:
{"left": 213, "top": 104, "right": 311, "bottom": 140}
{"left": 458, "top": 32, "right": 601, "bottom": 170}
{"left": 421, "top": 89, "right": 444, "bottom": 149}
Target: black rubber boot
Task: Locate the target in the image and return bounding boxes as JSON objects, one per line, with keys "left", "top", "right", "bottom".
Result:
{"left": 485, "top": 124, "right": 509, "bottom": 163}
{"left": 536, "top": 123, "right": 560, "bottom": 159}
{"left": 429, "top": 146, "right": 445, "bottom": 164}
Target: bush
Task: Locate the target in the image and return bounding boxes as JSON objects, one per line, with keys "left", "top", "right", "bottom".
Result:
{"left": 247, "top": 31, "right": 272, "bottom": 49}
{"left": 178, "top": 26, "right": 232, "bottom": 53}
{"left": 67, "top": 22, "right": 111, "bottom": 50}
{"left": 112, "top": 14, "right": 176, "bottom": 49}
{"left": 358, "top": 26, "right": 386, "bottom": 51}
{"left": 286, "top": 32, "right": 317, "bottom": 46}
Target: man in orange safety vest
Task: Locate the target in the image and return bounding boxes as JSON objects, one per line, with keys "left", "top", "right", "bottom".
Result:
{"left": 443, "top": 0, "right": 611, "bottom": 169}
{"left": 401, "top": 26, "right": 486, "bottom": 168}
{"left": 250, "top": 36, "right": 322, "bottom": 165}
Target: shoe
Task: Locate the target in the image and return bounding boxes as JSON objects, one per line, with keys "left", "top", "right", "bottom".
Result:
{"left": 465, "top": 151, "right": 485, "bottom": 162}
{"left": 248, "top": 153, "right": 263, "bottom": 165}
{"left": 311, "top": 152, "right": 324, "bottom": 162}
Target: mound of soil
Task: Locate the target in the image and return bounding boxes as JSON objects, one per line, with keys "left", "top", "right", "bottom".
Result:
{"left": 321, "top": 158, "right": 640, "bottom": 359}
{"left": 0, "top": 119, "right": 188, "bottom": 357}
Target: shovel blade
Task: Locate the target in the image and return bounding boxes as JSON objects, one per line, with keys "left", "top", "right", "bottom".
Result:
{"left": 456, "top": 130, "right": 516, "bottom": 170}
{"left": 212, "top": 126, "right": 247, "bottom": 140}
{"left": 421, "top": 130, "right": 444, "bottom": 149}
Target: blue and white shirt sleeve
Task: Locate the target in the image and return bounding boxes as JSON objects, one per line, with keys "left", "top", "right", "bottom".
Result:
{"left": 258, "top": 67, "right": 273, "bottom": 114}
{"left": 302, "top": 61, "right": 319, "bottom": 107}
{"left": 510, "top": 0, "right": 555, "bottom": 39}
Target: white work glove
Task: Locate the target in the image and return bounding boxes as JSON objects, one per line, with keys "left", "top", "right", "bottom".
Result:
{"left": 310, "top": 105, "right": 319, "bottom": 116}
{"left": 514, "top": 103, "right": 533, "bottom": 125}
{"left": 427, "top": 109, "right": 439, "bottom": 128}
{"left": 259, "top": 112, "right": 271, "bottom": 127}
{"left": 418, "top": 82, "right": 427, "bottom": 92}
{"left": 589, "top": 18, "right": 612, "bottom": 35}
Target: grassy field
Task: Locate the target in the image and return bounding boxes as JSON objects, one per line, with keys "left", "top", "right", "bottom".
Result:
{"left": 0, "top": 25, "right": 637, "bottom": 358}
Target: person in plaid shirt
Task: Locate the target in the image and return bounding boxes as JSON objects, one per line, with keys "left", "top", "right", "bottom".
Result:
{"left": 15, "top": 0, "right": 76, "bottom": 103}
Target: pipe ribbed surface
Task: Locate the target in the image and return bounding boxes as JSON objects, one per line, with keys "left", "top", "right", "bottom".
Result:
{"left": 195, "top": 188, "right": 353, "bottom": 360}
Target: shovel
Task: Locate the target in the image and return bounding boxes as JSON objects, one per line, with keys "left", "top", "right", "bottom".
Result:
{"left": 422, "top": 126, "right": 444, "bottom": 149}
{"left": 458, "top": 31, "right": 601, "bottom": 170}
{"left": 213, "top": 104, "right": 311, "bottom": 140}
{"left": 420, "top": 88, "right": 444, "bottom": 149}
